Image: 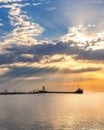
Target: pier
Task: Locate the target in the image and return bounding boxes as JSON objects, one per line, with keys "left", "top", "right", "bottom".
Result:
{"left": 0, "top": 86, "right": 83, "bottom": 95}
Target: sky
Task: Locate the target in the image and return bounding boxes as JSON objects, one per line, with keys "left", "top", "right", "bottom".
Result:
{"left": 0, "top": 0, "right": 104, "bottom": 92}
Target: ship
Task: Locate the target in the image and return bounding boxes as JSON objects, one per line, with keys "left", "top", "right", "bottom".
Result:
{"left": 74, "top": 88, "right": 83, "bottom": 94}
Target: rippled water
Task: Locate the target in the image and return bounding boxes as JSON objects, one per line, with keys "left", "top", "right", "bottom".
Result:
{"left": 0, "top": 93, "right": 104, "bottom": 130}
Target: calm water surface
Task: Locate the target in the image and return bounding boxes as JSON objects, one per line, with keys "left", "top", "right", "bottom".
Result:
{"left": 0, "top": 93, "right": 104, "bottom": 130}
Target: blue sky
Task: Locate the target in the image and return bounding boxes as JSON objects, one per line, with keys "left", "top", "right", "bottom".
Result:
{"left": 0, "top": 0, "right": 104, "bottom": 91}
{"left": 0, "top": 0, "right": 104, "bottom": 40}
{"left": 0, "top": 0, "right": 104, "bottom": 39}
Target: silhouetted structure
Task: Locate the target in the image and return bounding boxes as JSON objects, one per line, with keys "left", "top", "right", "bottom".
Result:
{"left": 38, "top": 86, "right": 83, "bottom": 94}
{"left": 43, "top": 86, "right": 45, "bottom": 92}
{"left": 75, "top": 88, "right": 83, "bottom": 94}
{"left": 39, "top": 86, "right": 47, "bottom": 93}
{"left": 0, "top": 86, "right": 83, "bottom": 95}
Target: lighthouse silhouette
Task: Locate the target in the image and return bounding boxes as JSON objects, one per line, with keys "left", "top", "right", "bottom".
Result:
{"left": 42, "top": 86, "right": 45, "bottom": 92}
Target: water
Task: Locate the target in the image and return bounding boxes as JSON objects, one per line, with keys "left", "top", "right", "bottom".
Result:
{"left": 0, "top": 93, "right": 104, "bottom": 130}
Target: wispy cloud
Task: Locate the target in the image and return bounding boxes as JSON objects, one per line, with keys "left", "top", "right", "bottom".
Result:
{"left": 0, "top": 65, "right": 102, "bottom": 79}
{"left": 46, "top": 7, "right": 56, "bottom": 11}
{"left": 0, "top": 0, "right": 22, "bottom": 3}
{"left": 0, "top": 23, "right": 3, "bottom": 26}
{"left": 0, "top": 67, "right": 10, "bottom": 76}
{"left": 33, "top": 2, "right": 42, "bottom": 6}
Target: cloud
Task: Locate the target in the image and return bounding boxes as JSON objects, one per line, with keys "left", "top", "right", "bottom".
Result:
{"left": 0, "top": 23, "right": 3, "bottom": 26}
{"left": 0, "top": 0, "right": 23, "bottom": 3}
{"left": 1, "top": 66, "right": 59, "bottom": 78}
{"left": 5, "top": 42, "right": 71, "bottom": 56}
{"left": 0, "top": 67, "right": 10, "bottom": 76}
{"left": 0, "top": 65, "right": 102, "bottom": 79}
{"left": 0, "top": 42, "right": 70, "bottom": 65}
{"left": 0, "top": 0, "right": 22, "bottom": 3}
{"left": 62, "top": 67, "right": 102, "bottom": 74}
{"left": 33, "top": 2, "right": 42, "bottom": 6}
{"left": 0, "top": 18, "right": 3, "bottom": 26}
{"left": 0, "top": 1, "right": 44, "bottom": 52}
{"left": 46, "top": 7, "right": 56, "bottom": 11}
{"left": 60, "top": 25, "right": 95, "bottom": 44}
{"left": 74, "top": 49, "right": 104, "bottom": 61}
{"left": 60, "top": 25, "right": 104, "bottom": 51}
{"left": 0, "top": 14, "right": 104, "bottom": 80}
{"left": 0, "top": 52, "right": 43, "bottom": 65}
{"left": 2, "top": 38, "right": 104, "bottom": 63}
{"left": 20, "top": 54, "right": 34, "bottom": 58}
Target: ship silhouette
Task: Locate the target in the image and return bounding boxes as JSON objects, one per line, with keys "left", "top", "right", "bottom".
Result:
{"left": 75, "top": 88, "right": 83, "bottom": 94}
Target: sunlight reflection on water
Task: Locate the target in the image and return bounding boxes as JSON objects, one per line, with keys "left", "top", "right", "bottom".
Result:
{"left": 0, "top": 93, "right": 104, "bottom": 130}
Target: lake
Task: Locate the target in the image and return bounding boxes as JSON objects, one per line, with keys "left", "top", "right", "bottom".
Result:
{"left": 0, "top": 93, "right": 104, "bottom": 130}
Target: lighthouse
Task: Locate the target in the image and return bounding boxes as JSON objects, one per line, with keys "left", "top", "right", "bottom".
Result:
{"left": 42, "top": 86, "right": 45, "bottom": 92}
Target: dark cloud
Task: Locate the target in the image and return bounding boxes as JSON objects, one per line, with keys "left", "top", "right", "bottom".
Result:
{"left": 1, "top": 66, "right": 59, "bottom": 78}
{"left": 48, "top": 57, "right": 65, "bottom": 63}
{"left": 0, "top": 54, "right": 16, "bottom": 65}
{"left": 0, "top": 53, "right": 42, "bottom": 65}
{"left": 0, "top": 40, "right": 103, "bottom": 79}
{"left": 6, "top": 42, "right": 71, "bottom": 55}
{"left": 0, "top": 42, "right": 72, "bottom": 65}
{"left": 0, "top": 40, "right": 104, "bottom": 66}
{"left": 75, "top": 49, "right": 104, "bottom": 61}
{"left": 62, "top": 67, "right": 102, "bottom": 73}
{"left": 1, "top": 66, "right": 102, "bottom": 79}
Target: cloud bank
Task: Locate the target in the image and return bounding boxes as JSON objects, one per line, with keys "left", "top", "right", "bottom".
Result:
{"left": 0, "top": 1, "right": 104, "bottom": 85}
